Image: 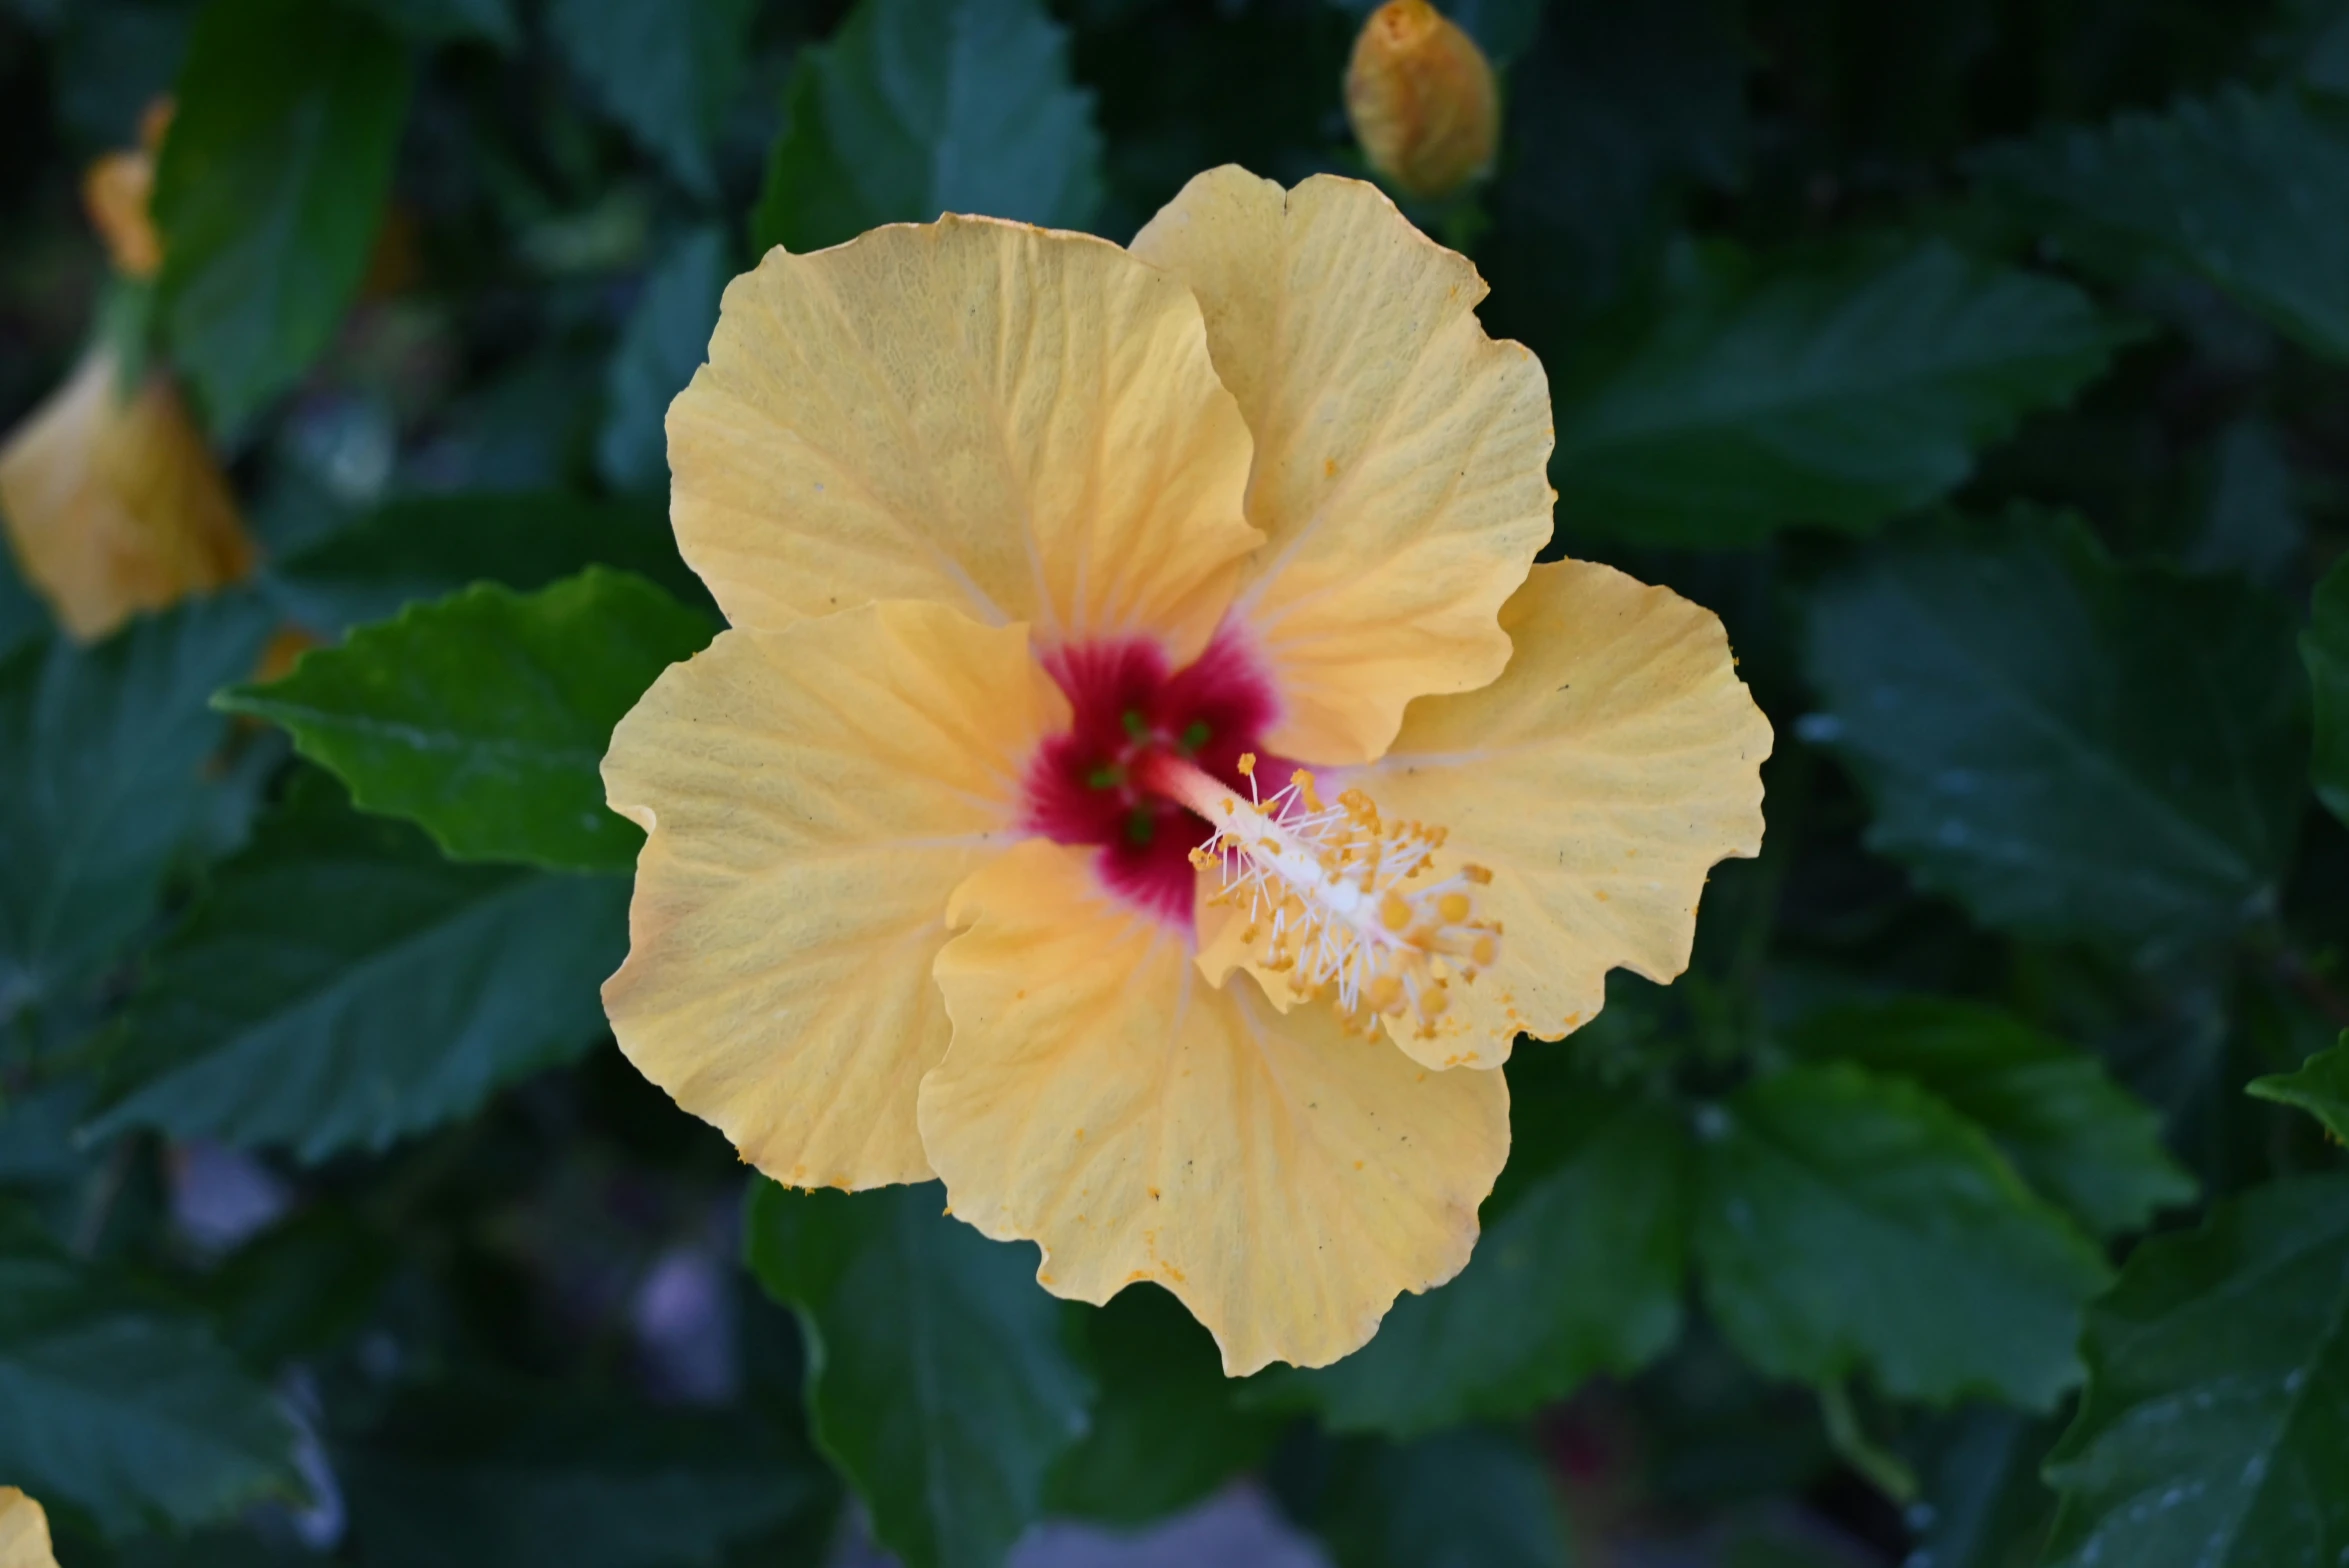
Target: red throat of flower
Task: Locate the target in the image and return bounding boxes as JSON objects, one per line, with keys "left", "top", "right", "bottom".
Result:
{"left": 1022, "top": 629, "right": 1281, "bottom": 923}
{"left": 1022, "top": 629, "right": 1501, "bottom": 1036}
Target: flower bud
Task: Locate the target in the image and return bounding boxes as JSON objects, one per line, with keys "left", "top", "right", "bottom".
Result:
{"left": 1344, "top": 0, "right": 1500, "bottom": 201}
{"left": 81, "top": 98, "right": 174, "bottom": 281}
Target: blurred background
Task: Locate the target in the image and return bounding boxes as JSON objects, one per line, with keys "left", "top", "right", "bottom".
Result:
{"left": 2, "top": 0, "right": 2347, "bottom": 1565}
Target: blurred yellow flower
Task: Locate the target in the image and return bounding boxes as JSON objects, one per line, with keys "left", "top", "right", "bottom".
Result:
{"left": 1345, "top": 0, "right": 1501, "bottom": 200}
{"left": 603, "top": 167, "right": 1769, "bottom": 1373}
{"left": 0, "top": 345, "right": 255, "bottom": 641}
{"left": 0, "top": 1488, "right": 57, "bottom": 1568}
{"left": 0, "top": 96, "right": 258, "bottom": 642}
{"left": 82, "top": 97, "right": 174, "bottom": 281}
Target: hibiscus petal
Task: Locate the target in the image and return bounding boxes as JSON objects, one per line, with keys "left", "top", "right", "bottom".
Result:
{"left": 1131, "top": 167, "right": 1553, "bottom": 765}
{"left": 1360, "top": 560, "right": 1772, "bottom": 1068}
{"left": 923, "top": 839, "right": 1508, "bottom": 1375}
{"left": 0, "top": 1488, "right": 55, "bottom": 1568}
{"left": 603, "top": 601, "right": 1067, "bottom": 1189}
{"left": 669, "top": 216, "right": 1261, "bottom": 661}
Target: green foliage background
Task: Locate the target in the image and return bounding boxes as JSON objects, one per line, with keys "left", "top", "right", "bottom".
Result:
{"left": 3, "top": 0, "right": 2348, "bottom": 1563}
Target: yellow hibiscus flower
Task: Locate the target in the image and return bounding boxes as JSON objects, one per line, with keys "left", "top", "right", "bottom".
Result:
{"left": 0, "top": 95, "right": 257, "bottom": 643}
{"left": 0, "top": 1488, "right": 56, "bottom": 1568}
{"left": 602, "top": 167, "right": 1770, "bottom": 1374}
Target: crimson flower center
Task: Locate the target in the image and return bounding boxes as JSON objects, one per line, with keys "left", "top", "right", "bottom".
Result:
{"left": 1022, "top": 631, "right": 1279, "bottom": 923}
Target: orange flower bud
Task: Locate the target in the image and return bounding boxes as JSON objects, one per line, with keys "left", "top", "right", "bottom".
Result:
{"left": 0, "top": 346, "right": 257, "bottom": 642}
{"left": 1344, "top": 0, "right": 1500, "bottom": 201}
{"left": 81, "top": 97, "right": 175, "bottom": 281}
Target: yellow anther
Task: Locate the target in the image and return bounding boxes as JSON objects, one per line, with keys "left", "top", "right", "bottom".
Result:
{"left": 1139, "top": 752, "right": 1500, "bottom": 1040}
{"left": 1237, "top": 752, "right": 1256, "bottom": 777}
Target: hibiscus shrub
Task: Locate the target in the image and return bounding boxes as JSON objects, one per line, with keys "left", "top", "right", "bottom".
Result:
{"left": 2, "top": 0, "right": 2346, "bottom": 1565}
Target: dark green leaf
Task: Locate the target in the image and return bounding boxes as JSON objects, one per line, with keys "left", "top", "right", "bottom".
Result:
{"left": 2247, "top": 1033, "right": 2349, "bottom": 1142}
{"left": 546, "top": 0, "right": 758, "bottom": 198}
{"left": 2307, "top": 553, "right": 2349, "bottom": 827}
{"left": 751, "top": 0, "right": 1103, "bottom": 256}
{"left": 2313, "top": 14, "right": 2349, "bottom": 96}
{"left": 1909, "top": 1407, "right": 2061, "bottom": 1568}
{"left": 1975, "top": 88, "right": 2349, "bottom": 360}
{"left": 346, "top": 0, "right": 517, "bottom": 48}
{"left": 1551, "top": 242, "right": 2125, "bottom": 546}
{"left": 0, "top": 594, "right": 274, "bottom": 1029}
{"left": 2183, "top": 419, "right": 2304, "bottom": 587}
{"left": 155, "top": 0, "right": 413, "bottom": 434}
{"left": 1446, "top": 0, "right": 1548, "bottom": 66}
{"left": 597, "top": 227, "right": 728, "bottom": 493}
{"left": 1801, "top": 513, "right": 2305, "bottom": 955}
{"left": 342, "top": 1390, "right": 824, "bottom": 1568}
{"left": 2043, "top": 1174, "right": 2349, "bottom": 1568}
{"left": 742, "top": 1181, "right": 1092, "bottom": 1568}
{"left": 204, "top": 1206, "right": 395, "bottom": 1370}
{"left": 0, "top": 1204, "right": 297, "bottom": 1536}
{"left": 1790, "top": 998, "right": 2194, "bottom": 1237}
{"left": 1046, "top": 1285, "right": 1278, "bottom": 1526}
{"left": 85, "top": 772, "right": 628, "bottom": 1162}
{"left": 223, "top": 570, "right": 711, "bottom": 873}
{"left": 1304, "top": 1429, "right": 1570, "bottom": 1568}
{"left": 1265, "top": 1066, "right": 1691, "bottom": 1435}
{"left": 269, "top": 491, "right": 706, "bottom": 636}
{"left": 1694, "top": 1062, "right": 2112, "bottom": 1408}
{"left": 0, "top": 549, "right": 44, "bottom": 665}
{"left": 1489, "top": 0, "right": 1747, "bottom": 312}
{"left": 0, "top": 1079, "right": 95, "bottom": 1189}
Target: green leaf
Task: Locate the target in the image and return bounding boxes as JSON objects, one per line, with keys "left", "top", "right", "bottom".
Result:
{"left": 1045, "top": 1285, "right": 1277, "bottom": 1527}
{"left": 546, "top": 0, "right": 757, "bottom": 198}
{"left": 204, "top": 1205, "right": 395, "bottom": 1371}
{"left": 0, "top": 549, "right": 44, "bottom": 665}
{"left": 269, "top": 491, "right": 706, "bottom": 636}
{"left": 2183, "top": 418, "right": 2304, "bottom": 587}
{"left": 2043, "top": 1174, "right": 2349, "bottom": 1568}
{"left": 85, "top": 772, "right": 628, "bottom": 1162}
{"left": 1694, "top": 1062, "right": 2112, "bottom": 1409}
{"left": 597, "top": 227, "right": 728, "bottom": 493}
{"left": 2306, "top": 553, "right": 2349, "bottom": 828}
{"left": 1263, "top": 1064, "right": 1691, "bottom": 1435}
{"left": 1790, "top": 998, "right": 2195, "bottom": 1237}
{"left": 1487, "top": 0, "right": 1747, "bottom": 312}
{"left": 1303, "top": 1429, "right": 1570, "bottom": 1568}
{"left": 155, "top": 0, "right": 413, "bottom": 434}
{"left": 2248, "top": 1034, "right": 2349, "bottom": 1143}
{"left": 1551, "top": 242, "right": 2125, "bottom": 546}
{"left": 223, "top": 570, "right": 711, "bottom": 874}
{"left": 742, "top": 1181, "right": 1092, "bottom": 1568}
{"left": 0, "top": 1204, "right": 297, "bottom": 1536}
{"left": 1975, "top": 88, "right": 2349, "bottom": 361}
{"left": 341, "top": 1390, "right": 825, "bottom": 1568}
{"left": 751, "top": 0, "right": 1103, "bottom": 257}
{"left": 1801, "top": 513, "right": 2305, "bottom": 956}
{"left": 0, "top": 594, "right": 274, "bottom": 1029}
{"left": 1908, "top": 1408, "right": 2062, "bottom": 1568}
{"left": 1445, "top": 0, "right": 1548, "bottom": 66}
{"left": 346, "top": 0, "right": 517, "bottom": 48}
